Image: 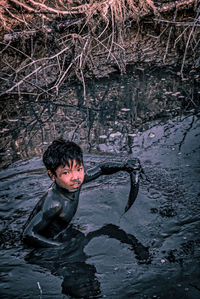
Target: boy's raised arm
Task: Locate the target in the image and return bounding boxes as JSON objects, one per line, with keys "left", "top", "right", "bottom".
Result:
{"left": 84, "top": 158, "right": 141, "bottom": 183}
{"left": 23, "top": 201, "right": 62, "bottom": 247}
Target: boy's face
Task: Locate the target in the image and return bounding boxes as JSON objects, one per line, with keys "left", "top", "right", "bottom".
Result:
{"left": 50, "top": 160, "right": 85, "bottom": 191}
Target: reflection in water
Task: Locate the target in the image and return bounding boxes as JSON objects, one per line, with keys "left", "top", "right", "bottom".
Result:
{"left": 0, "top": 67, "right": 199, "bottom": 168}
{"left": 25, "top": 224, "right": 150, "bottom": 298}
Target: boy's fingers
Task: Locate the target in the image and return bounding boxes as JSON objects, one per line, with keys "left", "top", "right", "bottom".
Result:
{"left": 126, "top": 158, "right": 141, "bottom": 172}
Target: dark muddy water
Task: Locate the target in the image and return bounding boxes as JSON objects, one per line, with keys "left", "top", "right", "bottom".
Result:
{"left": 0, "top": 66, "right": 199, "bottom": 169}
{"left": 0, "top": 110, "right": 200, "bottom": 298}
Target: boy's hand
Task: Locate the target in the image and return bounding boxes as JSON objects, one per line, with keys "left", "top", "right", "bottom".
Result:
{"left": 124, "top": 158, "right": 141, "bottom": 173}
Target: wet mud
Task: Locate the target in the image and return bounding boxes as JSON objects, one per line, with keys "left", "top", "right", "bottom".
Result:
{"left": 0, "top": 110, "right": 199, "bottom": 298}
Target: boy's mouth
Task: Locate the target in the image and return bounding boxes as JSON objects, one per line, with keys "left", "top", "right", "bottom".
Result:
{"left": 71, "top": 180, "right": 81, "bottom": 188}
{"left": 75, "top": 179, "right": 81, "bottom": 184}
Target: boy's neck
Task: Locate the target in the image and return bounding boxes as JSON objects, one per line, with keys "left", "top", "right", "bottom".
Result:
{"left": 54, "top": 181, "right": 79, "bottom": 197}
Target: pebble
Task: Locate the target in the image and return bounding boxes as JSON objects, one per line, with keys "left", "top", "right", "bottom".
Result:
{"left": 165, "top": 91, "right": 172, "bottom": 94}
{"left": 121, "top": 108, "right": 130, "bottom": 112}
{"left": 99, "top": 135, "right": 107, "bottom": 139}
{"left": 128, "top": 133, "right": 137, "bottom": 137}
{"left": 172, "top": 92, "right": 181, "bottom": 96}
{"left": 161, "top": 259, "right": 165, "bottom": 263}
{"left": 0, "top": 128, "right": 10, "bottom": 133}
{"left": 7, "top": 119, "right": 18, "bottom": 122}
{"left": 148, "top": 132, "right": 155, "bottom": 138}
{"left": 109, "top": 132, "right": 122, "bottom": 139}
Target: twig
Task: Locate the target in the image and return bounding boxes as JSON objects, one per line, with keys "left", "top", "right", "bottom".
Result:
{"left": 107, "top": 6, "right": 115, "bottom": 60}
{"left": 0, "top": 42, "right": 33, "bottom": 62}
{"left": 174, "top": 26, "right": 190, "bottom": 48}
{"left": 3, "top": 30, "right": 37, "bottom": 42}
{"left": 112, "top": 41, "right": 125, "bottom": 51}
{"left": 79, "top": 37, "right": 90, "bottom": 99}
{"left": 163, "top": 9, "right": 177, "bottom": 64}
{"left": 180, "top": 7, "right": 200, "bottom": 77}
{"left": 0, "top": 3, "right": 29, "bottom": 27}
{"left": 50, "top": 58, "right": 77, "bottom": 94}
{"left": 15, "top": 44, "right": 71, "bottom": 74}
{"left": 23, "top": 65, "right": 57, "bottom": 92}
{"left": 0, "top": 66, "right": 41, "bottom": 96}
{"left": 180, "top": 81, "right": 198, "bottom": 108}
{"left": 178, "top": 115, "right": 195, "bottom": 151}
{"left": 147, "top": 26, "right": 169, "bottom": 40}
{"left": 37, "top": 281, "right": 42, "bottom": 295}
{"left": 93, "top": 36, "right": 121, "bottom": 70}
{"left": 96, "top": 15, "right": 110, "bottom": 40}
{"left": 153, "top": 19, "right": 200, "bottom": 27}
{"left": 9, "top": 0, "right": 35, "bottom": 13}
{"left": 0, "top": 40, "right": 71, "bottom": 77}
{"left": 9, "top": 0, "right": 85, "bottom": 15}
{"left": 157, "top": 0, "right": 196, "bottom": 14}
{"left": 71, "top": 119, "right": 86, "bottom": 141}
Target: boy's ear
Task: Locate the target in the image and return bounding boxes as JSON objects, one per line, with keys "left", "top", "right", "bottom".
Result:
{"left": 48, "top": 170, "right": 55, "bottom": 181}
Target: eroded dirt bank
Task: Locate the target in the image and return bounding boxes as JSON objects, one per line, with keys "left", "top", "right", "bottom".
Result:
{"left": 0, "top": 1, "right": 199, "bottom": 95}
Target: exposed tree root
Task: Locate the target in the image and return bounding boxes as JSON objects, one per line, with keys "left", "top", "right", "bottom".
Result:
{"left": 0, "top": 0, "right": 199, "bottom": 99}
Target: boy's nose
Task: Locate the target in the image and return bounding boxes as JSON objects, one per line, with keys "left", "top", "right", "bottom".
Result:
{"left": 71, "top": 171, "right": 79, "bottom": 180}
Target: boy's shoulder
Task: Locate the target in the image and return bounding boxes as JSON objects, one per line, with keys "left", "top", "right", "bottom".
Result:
{"left": 42, "top": 184, "right": 61, "bottom": 210}
{"left": 23, "top": 184, "right": 62, "bottom": 231}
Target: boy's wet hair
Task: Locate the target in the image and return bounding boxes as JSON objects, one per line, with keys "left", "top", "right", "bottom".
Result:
{"left": 43, "top": 138, "right": 83, "bottom": 176}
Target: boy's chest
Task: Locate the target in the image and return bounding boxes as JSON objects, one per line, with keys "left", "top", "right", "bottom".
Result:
{"left": 58, "top": 192, "right": 79, "bottom": 222}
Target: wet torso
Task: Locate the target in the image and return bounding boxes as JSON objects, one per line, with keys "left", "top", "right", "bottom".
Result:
{"left": 24, "top": 182, "right": 81, "bottom": 239}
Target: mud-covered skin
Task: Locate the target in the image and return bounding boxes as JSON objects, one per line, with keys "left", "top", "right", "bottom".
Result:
{"left": 23, "top": 159, "right": 141, "bottom": 247}
{"left": 124, "top": 171, "right": 139, "bottom": 213}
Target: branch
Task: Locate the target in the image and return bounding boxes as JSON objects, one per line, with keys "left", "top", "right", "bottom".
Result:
{"left": 153, "top": 19, "right": 200, "bottom": 27}
{"left": 0, "top": 65, "right": 42, "bottom": 96}
{"left": 0, "top": 3, "right": 29, "bottom": 27}
{"left": 157, "top": 0, "right": 197, "bottom": 14}
{"left": 3, "top": 30, "right": 38, "bottom": 42}
{"left": 163, "top": 9, "right": 177, "bottom": 64}
{"left": 180, "top": 6, "right": 200, "bottom": 76}
{"left": 48, "top": 57, "right": 78, "bottom": 94}
{"left": 9, "top": 0, "right": 86, "bottom": 15}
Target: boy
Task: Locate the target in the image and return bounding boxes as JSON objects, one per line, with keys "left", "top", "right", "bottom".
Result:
{"left": 23, "top": 138, "right": 141, "bottom": 247}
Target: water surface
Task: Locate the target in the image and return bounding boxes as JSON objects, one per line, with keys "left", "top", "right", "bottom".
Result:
{"left": 0, "top": 112, "right": 199, "bottom": 298}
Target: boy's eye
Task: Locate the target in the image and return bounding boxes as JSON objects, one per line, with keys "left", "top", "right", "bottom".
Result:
{"left": 63, "top": 171, "right": 70, "bottom": 175}
{"left": 77, "top": 167, "right": 83, "bottom": 172}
